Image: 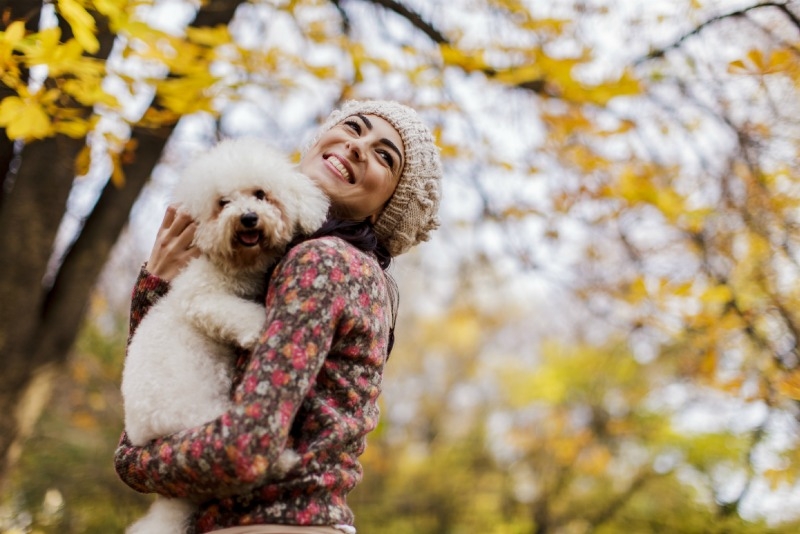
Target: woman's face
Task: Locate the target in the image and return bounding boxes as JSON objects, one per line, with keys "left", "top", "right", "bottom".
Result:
{"left": 300, "top": 114, "right": 404, "bottom": 222}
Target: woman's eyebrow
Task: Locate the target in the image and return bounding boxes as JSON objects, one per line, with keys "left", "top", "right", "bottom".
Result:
{"left": 354, "top": 113, "right": 404, "bottom": 169}
{"left": 355, "top": 114, "right": 373, "bottom": 130}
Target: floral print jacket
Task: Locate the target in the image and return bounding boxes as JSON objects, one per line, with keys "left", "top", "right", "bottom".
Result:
{"left": 114, "top": 237, "right": 391, "bottom": 533}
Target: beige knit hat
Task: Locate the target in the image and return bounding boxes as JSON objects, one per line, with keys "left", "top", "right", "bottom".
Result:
{"left": 307, "top": 100, "right": 443, "bottom": 257}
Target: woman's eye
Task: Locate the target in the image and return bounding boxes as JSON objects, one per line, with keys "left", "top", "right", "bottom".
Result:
{"left": 378, "top": 150, "right": 394, "bottom": 168}
{"left": 344, "top": 120, "right": 361, "bottom": 135}
{"left": 254, "top": 190, "right": 266, "bottom": 201}
{"left": 218, "top": 199, "right": 230, "bottom": 208}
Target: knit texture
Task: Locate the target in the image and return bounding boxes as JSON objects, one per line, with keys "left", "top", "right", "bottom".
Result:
{"left": 308, "top": 100, "right": 443, "bottom": 257}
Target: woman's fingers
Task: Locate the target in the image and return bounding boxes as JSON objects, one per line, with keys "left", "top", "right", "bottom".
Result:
{"left": 160, "top": 203, "right": 178, "bottom": 231}
{"left": 147, "top": 205, "right": 199, "bottom": 280}
{"left": 171, "top": 209, "right": 197, "bottom": 247}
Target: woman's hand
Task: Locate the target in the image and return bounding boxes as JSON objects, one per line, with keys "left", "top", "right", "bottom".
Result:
{"left": 146, "top": 204, "right": 200, "bottom": 281}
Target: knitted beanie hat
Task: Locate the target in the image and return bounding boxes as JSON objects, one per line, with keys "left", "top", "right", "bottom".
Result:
{"left": 307, "top": 100, "right": 443, "bottom": 257}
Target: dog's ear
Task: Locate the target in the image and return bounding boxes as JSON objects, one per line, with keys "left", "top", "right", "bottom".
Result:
{"left": 291, "top": 172, "right": 330, "bottom": 235}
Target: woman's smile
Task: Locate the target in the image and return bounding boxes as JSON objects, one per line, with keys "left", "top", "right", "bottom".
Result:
{"left": 324, "top": 153, "right": 355, "bottom": 184}
{"left": 301, "top": 113, "right": 404, "bottom": 221}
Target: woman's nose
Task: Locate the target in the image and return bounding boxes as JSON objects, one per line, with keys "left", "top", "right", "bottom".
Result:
{"left": 345, "top": 139, "right": 365, "bottom": 161}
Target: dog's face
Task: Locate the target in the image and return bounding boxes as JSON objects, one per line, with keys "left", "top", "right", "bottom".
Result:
{"left": 193, "top": 185, "right": 295, "bottom": 272}
{"left": 173, "top": 138, "right": 330, "bottom": 274}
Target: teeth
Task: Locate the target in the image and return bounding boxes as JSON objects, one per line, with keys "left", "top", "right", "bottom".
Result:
{"left": 328, "top": 156, "right": 351, "bottom": 183}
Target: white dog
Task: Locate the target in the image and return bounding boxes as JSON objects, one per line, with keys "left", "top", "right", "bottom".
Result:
{"left": 121, "top": 138, "right": 329, "bottom": 534}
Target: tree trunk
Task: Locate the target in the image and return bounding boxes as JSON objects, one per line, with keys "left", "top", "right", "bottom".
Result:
{"left": 0, "top": 3, "right": 117, "bottom": 483}
{"left": 0, "top": 0, "right": 247, "bottom": 486}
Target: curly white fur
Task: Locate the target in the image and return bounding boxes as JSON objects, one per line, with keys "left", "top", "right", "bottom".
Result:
{"left": 121, "top": 138, "right": 329, "bottom": 534}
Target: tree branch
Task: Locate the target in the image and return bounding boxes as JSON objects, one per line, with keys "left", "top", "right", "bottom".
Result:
{"left": 330, "top": 0, "right": 352, "bottom": 34}
{"left": 775, "top": 2, "right": 800, "bottom": 32}
{"left": 359, "top": 0, "right": 449, "bottom": 43}
{"left": 635, "top": 2, "right": 794, "bottom": 65}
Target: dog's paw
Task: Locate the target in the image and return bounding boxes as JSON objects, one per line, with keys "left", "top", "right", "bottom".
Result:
{"left": 234, "top": 310, "right": 267, "bottom": 350}
{"left": 237, "top": 329, "right": 263, "bottom": 350}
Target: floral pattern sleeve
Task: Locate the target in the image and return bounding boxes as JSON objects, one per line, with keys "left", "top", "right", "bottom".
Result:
{"left": 113, "top": 237, "right": 389, "bottom": 502}
{"left": 128, "top": 264, "right": 171, "bottom": 343}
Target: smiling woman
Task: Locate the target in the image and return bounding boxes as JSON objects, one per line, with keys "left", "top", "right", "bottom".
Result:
{"left": 114, "top": 100, "right": 443, "bottom": 534}
{"left": 300, "top": 112, "right": 403, "bottom": 222}
{"left": 303, "top": 99, "right": 443, "bottom": 257}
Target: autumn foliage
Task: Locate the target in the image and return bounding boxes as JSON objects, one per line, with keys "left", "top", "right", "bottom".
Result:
{"left": 2, "top": 0, "right": 800, "bottom": 532}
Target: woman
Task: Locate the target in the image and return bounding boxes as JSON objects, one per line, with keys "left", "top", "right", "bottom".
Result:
{"left": 114, "top": 100, "right": 443, "bottom": 534}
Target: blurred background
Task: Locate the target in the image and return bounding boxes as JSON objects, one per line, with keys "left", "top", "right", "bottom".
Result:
{"left": 2, "top": 0, "right": 800, "bottom": 532}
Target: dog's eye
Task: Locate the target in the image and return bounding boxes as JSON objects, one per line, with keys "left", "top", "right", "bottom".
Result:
{"left": 218, "top": 199, "right": 230, "bottom": 208}
{"left": 254, "top": 190, "right": 266, "bottom": 201}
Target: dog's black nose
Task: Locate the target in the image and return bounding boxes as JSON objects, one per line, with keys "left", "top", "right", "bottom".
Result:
{"left": 241, "top": 212, "right": 258, "bottom": 228}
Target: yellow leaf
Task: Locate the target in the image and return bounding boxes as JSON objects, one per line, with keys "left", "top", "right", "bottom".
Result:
{"left": 627, "top": 276, "right": 648, "bottom": 303}
{"left": 58, "top": 0, "right": 100, "bottom": 54}
{"left": 777, "top": 370, "right": 800, "bottom": 400}
{"left": 54, "top": 116, "right": 93, "bottom": 138}
{"left": 75, "top": 145, "right": 92, "bottom": 176}
{"left": 763, "top": 468, "right": 792, "bottom": 490}
{"left": 440, "top": 44, "right": 487, "bottom": 73}
{"left": 700, "top": 284, "right": 732, "bottom": 304}
{"left": 491, "top": 64, "right": 543, "bottom": 86}
{"left": 432, "top": 125, "right": 459, "bottom": 158}
{"left": 62, "top": 77, "right": 117, "bottom": 107}
{"left": 307, "top": 64, "right": 337, "bottom": 78}
{"left": 92, "top": 0, "right": 126, "bottom": 21}
{"left": 120, "top": 136, "right": 138, "bottom": 165}
{"left": 653, "top": 188, "right": 685, "bottom": 220}
{"left": 0, "top": 95, "right": 53, "bottom": 140}
{"left": 155, "top": 71, "right": 220, "bottom": 114}
{"left": 522, "top": 17, "right": 568, "bottom": 34}
{"left": 572, "top": 69, "right": 642, "bottom": 105}
{"left": 746, "top": 49, "right": 764, "bottom": 70}
{"left": 767, "top": 49, "right": 792, "bottom": 73}
{"left": 110, "top": 152, "right": 126, "bottom": 187}
{"left": 17, "top": 28, "right": 103, "bottom": 79}
{"left": 2, "top": 20, "right": 27, "bottom": 44}
{"left": 699, "top": 347, "right": 717, "bottom": 378}
{"left": 0, "top": 21, "right": 27, "bottom": 76}
{"left": 619, "top": 166, "right": 655, "bottom": 204}
{"left": 727, "top": 59, "right": 748, "bottom": 73}
{"left": 138, "top": 106, "right": 181, "bottom": 127}
{"left": 185, "top": 25, "right": 232, "bottom": 46}
{"left": 672, "top": 281, "right": 694, "bottom": 297}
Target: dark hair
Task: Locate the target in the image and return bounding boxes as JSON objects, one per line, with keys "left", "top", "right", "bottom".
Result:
{"left": 307, "top": 218, "right": 393, "bottom": 270}
{"left": 290, "top": 217, "right": 399, "bottom": 356}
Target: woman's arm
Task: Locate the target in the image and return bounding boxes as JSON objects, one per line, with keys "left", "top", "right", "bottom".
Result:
{"left": 114, "top": 238, "right": 381, "bottom": 500}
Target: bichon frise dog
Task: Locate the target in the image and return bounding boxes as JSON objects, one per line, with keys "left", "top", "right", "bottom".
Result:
{"left": 121, "top": 137, "right": 329, "bottom": 534}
